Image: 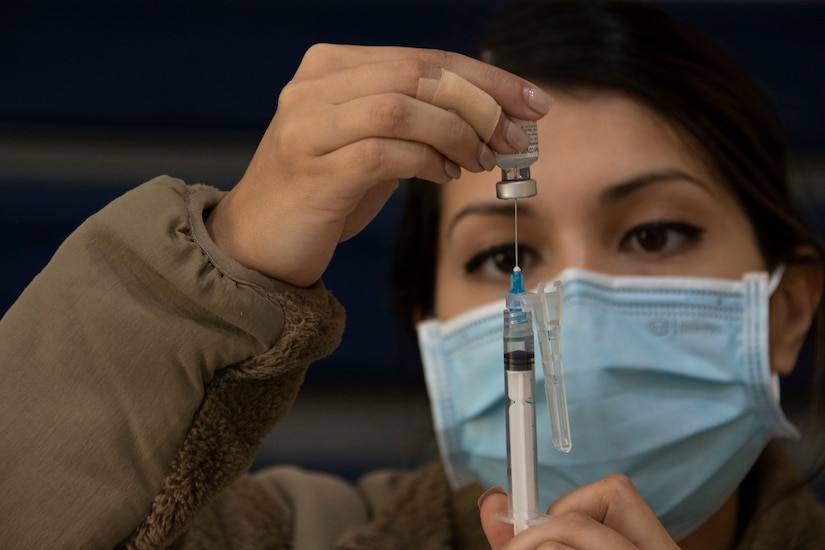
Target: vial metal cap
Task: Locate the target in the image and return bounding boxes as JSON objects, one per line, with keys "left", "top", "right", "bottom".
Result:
{"left": 496, "top": 178, "right": 537, "bottom": 200}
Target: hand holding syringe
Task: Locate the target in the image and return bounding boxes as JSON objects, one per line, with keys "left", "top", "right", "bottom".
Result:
{"left": 495, "top": 119, "right": 571, "bottom": 535}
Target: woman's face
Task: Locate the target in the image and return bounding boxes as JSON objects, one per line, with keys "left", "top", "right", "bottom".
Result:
{"left": 434, "top": 91, "right": 764, "bottom": 320}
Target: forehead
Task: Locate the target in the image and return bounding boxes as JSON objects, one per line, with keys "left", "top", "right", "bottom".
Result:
{"left": 440, "top": 91, "right": 719, "bottom": 219}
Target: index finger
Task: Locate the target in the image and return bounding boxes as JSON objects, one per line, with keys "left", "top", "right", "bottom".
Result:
{"left": 547, "top": 474, "right": 679, "bottom": 549}
{"left": 294, "top": 43, "right": 553, "bottom": 121}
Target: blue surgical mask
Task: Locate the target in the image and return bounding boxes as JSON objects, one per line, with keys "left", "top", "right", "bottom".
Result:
{"left": 417, "top": 267, "right": 798, "bottom": 541}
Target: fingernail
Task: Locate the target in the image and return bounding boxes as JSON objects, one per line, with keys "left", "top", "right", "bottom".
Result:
{"left": 524, "top": 85, "right": 553, "bottom": 116}
{"left": 445, "top": 159, "right": 462, "bottom": 180}
{"left": 504, "top": 118, "right": 531, "bottom": 152}
{"left": 478, "top": 143, "right": 497, "bottom": 171}
{"left": 477, "top": 486, "right": 507, "bottom": 510}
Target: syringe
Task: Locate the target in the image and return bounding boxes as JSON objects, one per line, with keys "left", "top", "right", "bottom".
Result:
{"left": 501, "top": 267, "right": 547, "bottom": 535}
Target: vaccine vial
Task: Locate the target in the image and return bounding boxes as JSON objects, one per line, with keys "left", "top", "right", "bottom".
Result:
{"left": 495, "top": 119, "right": 539, "bottom": 200}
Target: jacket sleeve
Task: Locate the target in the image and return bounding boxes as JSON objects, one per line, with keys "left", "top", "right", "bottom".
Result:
{"left": 0, "top": 176, "right": 346, "bottom": 549}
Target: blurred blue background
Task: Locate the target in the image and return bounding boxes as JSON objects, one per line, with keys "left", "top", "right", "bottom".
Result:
{"left": 2, "top": 1, "right": 823, "bottom": 484}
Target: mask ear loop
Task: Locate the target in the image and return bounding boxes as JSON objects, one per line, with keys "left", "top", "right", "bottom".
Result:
{"left": 768, "top": 264, "right": 786, "bottom": 296}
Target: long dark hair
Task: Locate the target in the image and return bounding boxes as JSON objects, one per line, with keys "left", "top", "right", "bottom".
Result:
{"left": 391, "top": 0, "right": 824, "bottom": 480}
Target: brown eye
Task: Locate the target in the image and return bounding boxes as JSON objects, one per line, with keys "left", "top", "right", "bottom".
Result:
{"left": 488, "top": 248, "right": 515, "bottom": 274}
{"left": 636, "top": 225, "right": 668, "bottom": 251}
{"left": 464, "top": 244, "right": 516, "bottom": 276}
{"left": 621, "top": 221, "right": 703, "bottom": 254}
{"left": 464, "top": 243, "right": 540, "bottom": 279}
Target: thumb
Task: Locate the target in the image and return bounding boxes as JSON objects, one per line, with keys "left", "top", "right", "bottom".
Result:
{"left": 478, "top": 487, "right": 514, "bottom": 549}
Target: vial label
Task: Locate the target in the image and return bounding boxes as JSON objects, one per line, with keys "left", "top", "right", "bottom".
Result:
{"left": 496, "top": 119, "right": 539, "bottom": 170}
{"left": 521, "top": 120, "right": 539, "bottom": 156}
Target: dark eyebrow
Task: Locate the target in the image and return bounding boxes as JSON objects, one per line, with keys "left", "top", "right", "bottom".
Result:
{"left": 600, "top": 169, "right": 710, "bottom": 205}
{"left": 447, "top": 202, "right": 533, "bottom": 237}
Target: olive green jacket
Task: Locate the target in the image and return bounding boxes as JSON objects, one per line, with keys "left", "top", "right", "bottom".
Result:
{"left": 1, "top": 177, "right": 822, "bottom": 549}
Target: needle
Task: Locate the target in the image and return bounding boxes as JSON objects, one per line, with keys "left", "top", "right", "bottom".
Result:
{"left": 514, "top": 199, "right": 519, "bottom": 270}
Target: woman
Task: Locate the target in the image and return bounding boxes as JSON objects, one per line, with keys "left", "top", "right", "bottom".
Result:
{"left": 393, "top": 2, "right": 825, "bottom": 548}
{"left": 0, "top": 2, "right": 822, "bottom": 549}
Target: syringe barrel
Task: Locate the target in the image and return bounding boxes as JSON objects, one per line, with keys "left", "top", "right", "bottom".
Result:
{"left": 503, "top": 307, "right": 534, "bottom": 368}
{"left": 502, "top": 307, "right": 541, "bottom": 534}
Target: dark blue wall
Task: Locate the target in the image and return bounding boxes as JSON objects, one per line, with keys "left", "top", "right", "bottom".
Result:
{"left": 2, "top": 2, "right": 823, "bottom": 144}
